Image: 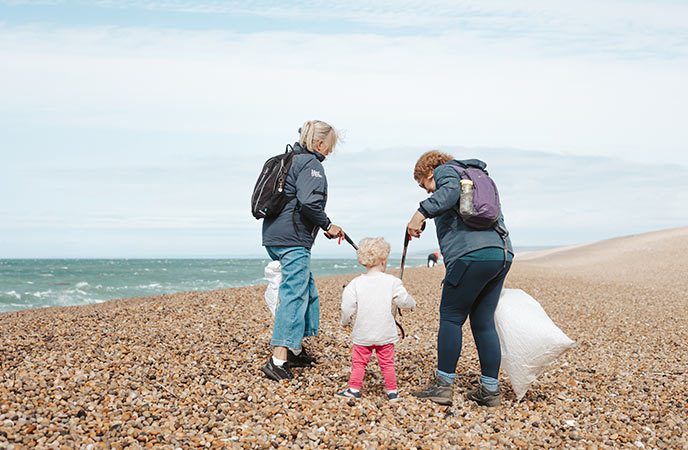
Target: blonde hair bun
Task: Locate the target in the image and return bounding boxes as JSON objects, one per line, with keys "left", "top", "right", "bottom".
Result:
{"left": 299, "top": 120, "right": 339, "bottom": 152}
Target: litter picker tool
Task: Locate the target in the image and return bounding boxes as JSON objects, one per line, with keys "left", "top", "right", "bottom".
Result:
{"left": 400, "top": 221, "right": 425, "bottom": 279}
{"left": 324, "top": 230, "right": 359, "bottom": 251}
{"left": 396, "top": 222, "right": 425, "bottom": 339}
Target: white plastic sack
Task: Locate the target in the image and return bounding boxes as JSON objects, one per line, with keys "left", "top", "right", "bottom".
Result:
{"left": 264, "top": 261, "right": 282, "bottom": 317}
{"left": 495, "top": 288, "right": 576, "bottom": 400}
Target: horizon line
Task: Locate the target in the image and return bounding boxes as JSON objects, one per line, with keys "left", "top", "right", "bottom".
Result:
{"left": 0, "top": 246, "right": 559, "bottom": 260}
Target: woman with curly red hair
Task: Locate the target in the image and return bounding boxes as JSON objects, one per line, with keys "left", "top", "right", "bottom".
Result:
{"left": 407, "top": 150, "right": 514, "bottom": 407}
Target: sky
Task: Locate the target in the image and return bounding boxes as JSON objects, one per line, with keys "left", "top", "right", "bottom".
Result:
{"left": 1, "top": 0, "right": 687, "bottom": 258}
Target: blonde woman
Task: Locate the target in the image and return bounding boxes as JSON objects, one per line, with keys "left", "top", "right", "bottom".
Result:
{"left": 261, "top": 120, "right": 344, "bottom": 381}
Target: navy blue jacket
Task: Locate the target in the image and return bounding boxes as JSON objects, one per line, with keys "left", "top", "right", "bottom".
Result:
{"left": 262, "top": 143, "right": 331, "bottom": 249}
{"left": 418, "top": 159, "right": 513, "bottom": 270}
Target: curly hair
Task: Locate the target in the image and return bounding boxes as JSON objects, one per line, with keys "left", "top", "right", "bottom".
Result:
{"left": 357, "top": 237, "right": 391, "bottom": 268}
{"left": 413, "top": 150, "right": 453, "bottom": 181}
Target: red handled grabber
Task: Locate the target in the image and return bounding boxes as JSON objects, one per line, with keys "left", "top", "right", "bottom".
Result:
{"left": 324, "top": 230, "right": 359, "bottom": 251}
{"left": 396, "top": 221, "right": 426, "bottom": 339}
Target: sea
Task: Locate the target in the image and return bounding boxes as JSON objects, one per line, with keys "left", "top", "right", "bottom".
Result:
{"left": 0, "top": 258, "right": 428, "bottom": 313}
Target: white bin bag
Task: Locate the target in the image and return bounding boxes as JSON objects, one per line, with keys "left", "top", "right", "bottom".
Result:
{"left": 264, "top": 261, "right": 282, "bottom": 317}
{"left": 494, "top": 288, "right": 576, "bottom": 400}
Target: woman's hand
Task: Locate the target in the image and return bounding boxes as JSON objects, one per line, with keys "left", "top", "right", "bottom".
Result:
{"left": 407, "top": 210, "right": 426, "bottom": 238}
{"left": 327, "top": 224, "right": 344, "bottom": 238}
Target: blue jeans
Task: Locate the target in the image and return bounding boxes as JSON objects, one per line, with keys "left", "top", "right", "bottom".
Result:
{"left": 437, "top": 260, "right": 511, "bottom": 379}
{"left": 265, "top": 246, "right": 320, "bottom": 350}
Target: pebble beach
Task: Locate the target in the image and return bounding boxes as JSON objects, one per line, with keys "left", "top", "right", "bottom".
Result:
{"left": 1, "top": 228, "right": 687, "bottom": 449}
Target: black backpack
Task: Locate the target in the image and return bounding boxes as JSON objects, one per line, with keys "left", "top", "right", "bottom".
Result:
{"left": 251, "top": 144, "right": 308, "bottom": 219}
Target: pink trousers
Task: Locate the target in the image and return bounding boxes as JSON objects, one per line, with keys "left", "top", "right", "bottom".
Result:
{"left": 349, "top": 343, "right": 396, "bottom": 391}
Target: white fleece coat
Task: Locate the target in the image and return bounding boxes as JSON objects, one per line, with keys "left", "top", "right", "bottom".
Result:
{"left": 341, "top": 272, "right": 416, "bottom": 346}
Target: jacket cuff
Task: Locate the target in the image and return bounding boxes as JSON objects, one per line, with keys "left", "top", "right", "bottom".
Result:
{"left": 321, "top": 218, "right": 332, "bottom": 231}
{"left": 418, "top": 205, "right": 431, "bottom": 218}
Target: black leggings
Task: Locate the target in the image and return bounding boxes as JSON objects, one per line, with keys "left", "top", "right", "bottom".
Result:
{"left": 437, "top": 259, "right": 511, "bottom": 378}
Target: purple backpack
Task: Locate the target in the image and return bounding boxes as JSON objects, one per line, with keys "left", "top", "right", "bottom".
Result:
{"left": 446, "top": 163, "right": 501, "bottom": 230}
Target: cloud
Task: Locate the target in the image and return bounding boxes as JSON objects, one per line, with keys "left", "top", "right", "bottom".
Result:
{"left": 3, "top": 138, "right": 688, "bottom": 257}
{"left": 1, "top": 23, "right": 687, "bottom": 165}
{"left": 323, "top": 146, "right": 688, "bottom": 250}
{"left": 6, "top": 0, "right": 688, "bottom": 59}
{"left": 1, "top": 4, "right": 687, "bottom": 257}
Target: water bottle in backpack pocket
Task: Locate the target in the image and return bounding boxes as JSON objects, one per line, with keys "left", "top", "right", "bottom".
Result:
{"left": 459, "top": 179, "right": 476, "bottom": 217}
{"left": 447, "top": 163, "right": 501, "bottom": 230}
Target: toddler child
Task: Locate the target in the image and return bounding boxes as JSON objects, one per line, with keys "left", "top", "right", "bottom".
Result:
{"left": 336, "top": 237, "right": 416, "bottom": 401}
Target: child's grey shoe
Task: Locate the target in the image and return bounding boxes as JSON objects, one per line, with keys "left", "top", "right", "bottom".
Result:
{"left": 335, "top": 388, "right": 361, "bottom": 399}
{"left": 387, "top": 392, "right": 399, "bottom": 401}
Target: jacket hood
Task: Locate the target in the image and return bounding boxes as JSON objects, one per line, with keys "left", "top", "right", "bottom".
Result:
{"left": 452, "top": 159, "right": 487, "bottom": 170}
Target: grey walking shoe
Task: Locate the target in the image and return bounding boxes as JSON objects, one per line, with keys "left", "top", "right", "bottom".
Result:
{"left": 465, "top": 386, "right": 502, "bottom": 407}
{"left": 412, "top": 377, "right": 454, "bottom": 406}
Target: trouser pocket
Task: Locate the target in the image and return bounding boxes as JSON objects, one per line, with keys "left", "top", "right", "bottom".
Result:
{"left": 444, "top": 260, "right": 469, "bottom": 288}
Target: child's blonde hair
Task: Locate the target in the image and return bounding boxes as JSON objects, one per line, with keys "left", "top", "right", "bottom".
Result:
{"left": 357, "top": 237, "right": 391, "bottom": 268}
{"left": 299, "top": 120, "right": 339, "bottom": 152}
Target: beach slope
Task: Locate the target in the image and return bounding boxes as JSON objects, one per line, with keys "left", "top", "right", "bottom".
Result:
{"left": 1, "top": 228, "right": 687, "bottom": 448}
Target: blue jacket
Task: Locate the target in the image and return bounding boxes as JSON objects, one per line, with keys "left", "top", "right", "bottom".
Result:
{"left": 262, "top": 143, "right": 331, "bottom": 249}
{"left": 418, "top": 159, "right": 513, "bottom": 270}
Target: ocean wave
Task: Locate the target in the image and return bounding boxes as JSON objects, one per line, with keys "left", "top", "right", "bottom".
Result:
{"left": 10, "top": 303, "right": 32, "bottom": 308}
{"left": 77, "top": 297, "right": 104, "bottom": 304}
{"left": 25, "top": 290, "right": 53, "bottom": 298}
{"left": 2, "top": 258, "right": 404, "bottom": 312}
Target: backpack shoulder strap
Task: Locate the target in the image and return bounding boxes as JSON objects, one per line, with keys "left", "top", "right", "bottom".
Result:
{"left": 464, "top": 161, "right": 489, "bottom": 175}
{"left": 449, "top": 160, "right": 490, "bottom": 175}
{"left": 285, "top": 143, "right": 312, "bottom": 156}
{"left": 444, "top": 162, "right": 467, "bottom": 179}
